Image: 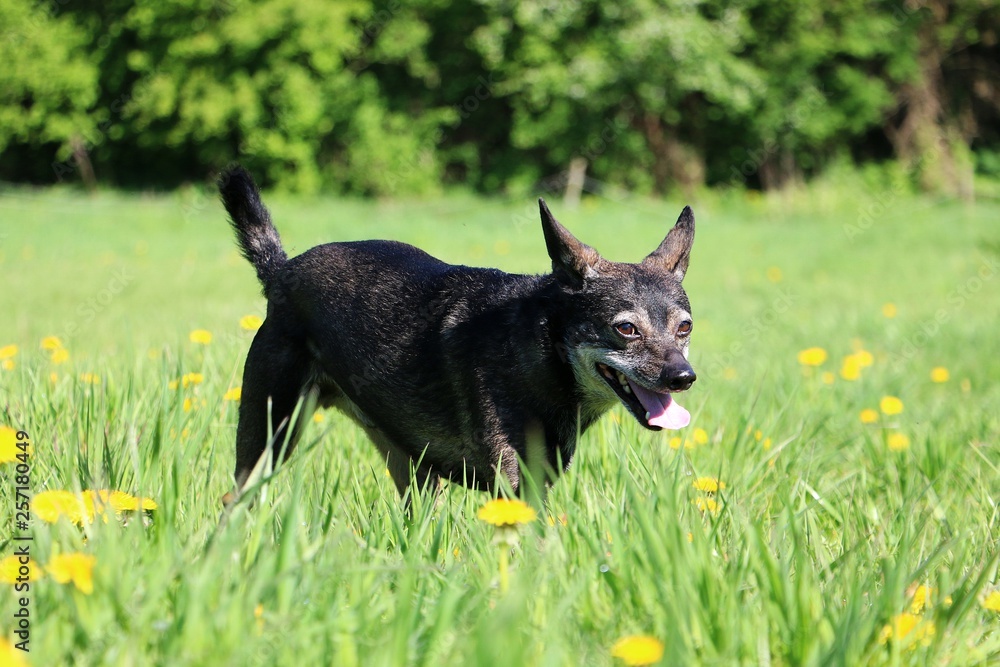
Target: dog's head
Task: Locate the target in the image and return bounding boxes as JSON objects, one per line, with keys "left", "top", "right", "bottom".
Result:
{"left": 540, "top": 199, "right": 696, "bottom": 431}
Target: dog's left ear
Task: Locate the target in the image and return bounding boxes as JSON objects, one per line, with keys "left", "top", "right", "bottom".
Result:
{"left": 539, "top": 198, "right": 601, "bottom": 288}
{"left": 644, "top": 206, "right": 695, "bottom": 281}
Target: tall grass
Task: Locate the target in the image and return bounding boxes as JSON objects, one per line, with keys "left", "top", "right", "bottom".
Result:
{"left": 1, "top": 181, "right": 998, "bottom": 665}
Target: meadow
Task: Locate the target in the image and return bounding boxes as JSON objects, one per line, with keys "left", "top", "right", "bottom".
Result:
{"left": 1, "top": 178, "right": 999, "bottom": 666}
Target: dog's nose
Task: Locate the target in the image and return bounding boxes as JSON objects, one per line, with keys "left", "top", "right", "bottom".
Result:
{"left": 666, "top": 369, "right": 696, "bottom": 391}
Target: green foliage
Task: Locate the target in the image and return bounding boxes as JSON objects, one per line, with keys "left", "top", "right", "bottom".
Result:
{"left": 0, "top": 0, "right": 98, "bottom": 170}
{"left": 0, "top": 0, "right": 997, "bottom": 193}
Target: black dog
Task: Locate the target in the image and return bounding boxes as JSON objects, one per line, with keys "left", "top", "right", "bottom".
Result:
{"left": 219, "top": 166, "right": 696, "bottom": 500}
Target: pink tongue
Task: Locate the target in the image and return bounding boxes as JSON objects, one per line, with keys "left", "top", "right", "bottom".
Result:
{"left": 627, "top": 380, "right": 691, "bottom": 429}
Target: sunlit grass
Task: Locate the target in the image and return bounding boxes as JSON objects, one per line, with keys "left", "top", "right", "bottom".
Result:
{"left": 1, "top": 183, "right": 999, "bottom": 665}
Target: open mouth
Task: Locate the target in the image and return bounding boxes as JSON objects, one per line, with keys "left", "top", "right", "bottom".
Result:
{"left": 597, "top": 363, "right": 691, "bottom": 430}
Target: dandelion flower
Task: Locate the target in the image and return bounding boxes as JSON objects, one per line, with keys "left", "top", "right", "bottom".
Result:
{"left": 1, "top": 359, "right": 13, "bottom": 370}
{"left": 189, "top": 329, "right": 213, "bottom": 344}
{"left": 909, "top": 585, "right": 932, "bottom": 614}
{"left": 981, "top": 590, "right": 1000, "bottom": 612}
{"left": 930, "top": 367, "right": 949, "bottom": 383}
{"left": 887, "top": 433, "right": 910, "bottom": 452}
{"left": 611, "top": 635, "right": 664, "bottom": 666}
{"left": 477, "top": 498, "right": 537, "bottom": 527}
{"left": 79, "top": 372, "right": 101, "bottom": 385}
{"left": 240, "top": 315, "right": 263, "bottom": 331}
{"left": 32, "top": 490, "right": 95, "bottom": 524}
{"left": 94, "top": 489, "right": 157, "bottom": 513}
{"left": 797, "top": 347, "right": 827, "bottom": 366}
{"left": 692, "top": 477, "right": 725, "bottom": 493}
{"left": 840, "top": 356, "right": 861, "bottom": 381}
{"left": 0, "top": 637, "right": 28, "bottom": 667}
{"left": 878, "top": 612, "right": 934, "bottom": 646}
{"left": 0, "top": 555, "right": 42, "bottom": 583}
{"left": 880, "top": 396, "right": 903, "bottom": 415}
{"left": 46, "top": 553, "right": 96, "bottom": 594}
{"left": 224, "top": 387, "right": 242, "bottom": 401}
{"left": 882, "top": 303, "right": 897, "bottom": 318}
{"left": 40, "top": 336, "right": 63, "bottom": 351}
{"left": 766, "top": 266, "right": 783, "bottom": 283}
{"left": 692, "top": 428, "right": 708, "bottom": 445}
{"left": 0, "top": 426, "right": 28, "bottom": 463}
{"left": 313, "top": 412, "right": 325, "bottom": 423}
{"left": 182, "top": 372, "right": 204, "bottom": 388}
{"left": 50, "top": 347, "right": 70, "bottom": 364}
{"left": 859, "top": 409, "right": 879, "bottom": 424}
{"left": 694, "top": 497, "right": 719, "bottom": 514}
{"left": 852, "top": 350, "right": 874, "bottom": 367}
{"left": 0, "top": 344, "right": 18, "bottom": 360}
{"left": 668, "top": 436, "right": 682, "bottom": 449}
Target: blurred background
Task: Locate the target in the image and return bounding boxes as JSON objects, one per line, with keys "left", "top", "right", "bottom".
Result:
{"left": 2, "top": 0, "right": 999, "bottom": 199}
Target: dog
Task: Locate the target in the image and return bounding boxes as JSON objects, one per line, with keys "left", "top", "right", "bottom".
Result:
{"left": 219, "top": 165, "right": 696, "bottom": 501}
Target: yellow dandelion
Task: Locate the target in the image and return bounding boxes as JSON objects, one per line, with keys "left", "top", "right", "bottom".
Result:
{"left": 93, "top": 490, "right": 157, "bottom": 513}
{"left": 31, "top": 490, "right": 95, "bottom": 524}
{"left": 240, "top": 315, "right": 263, "bottom": 331}
{"left": 183, "top": 397, "right": 196, "bottom": 412}
{"left": 168, "top": 379, "right": 179, "bottom": 390}
{"left": 840, "top": 356, "right": 861, "bottom": 381}
{"left": 797, "top": 347, "right": 827, "bottom": 367}
{"left": 887, "top": 433, "right": 910, "bottom": 452}
{"left": 1, "top": 359, "right": 14, "bottom": 371}
{"left": 981, "top": 590, "right": 1000, "bottom": 612}
{"left": 821, "top": 371, "right": 835, "bottom": 384}
{"left": 882, "top": 303, "right": 897, "bottom": 318}
{"left": 930, "top": 367, "right": 949, "bottom": 383}
{"left": 0, "top": 637, "right": 28, "bottom": 667}
{"left": 754, "top": 430, "right": 763, "bottom": 441}
{"left": 224, "top": 387, "right": 242, "bottom": 401}
{"left": 852, "top": 350, "right": 874, "bottom": 367}
{"left": 0, "top": 344, "right": 18, "bottom": 360}
{"left": 692, "top": 428, "right": 709, "bottom": 445}
{"left": 181, "top": 372, "right": 204, "bottom": 388}
{"left": 766, "top": 266, "right": 783, "bottom": 283}
{"left": 880, "top": 396, "right": 903, "bottom": 415}
{"left": 878, "top": 612, "right": 934, "bottom": 646}
{"left": 46, "top": 553, "right": 96, "bottom": 594}
{"left": 79, "top": 372, "right": 100, "bottom": 385}
{"left": 50, "top": 347, "right": 70, "bottom": 364}
{"left": 762, "top": 437, "right": 772, "bottom": 450}
{"left": 0, "top": 555, "right": 43, "bottom": 583}
{"left": 189, "top": 329, "right": 213, "bottom": 344}
{"left": 859, "top": 409, "right": 879, "bottom": 424}
{"left": 694, "top": 497, "right": 719, "bottom": 514}
{"left": 477, "top": 498, "right": 537, "bottom": 527}
{"left": 40, "top": 336, "right": 63, "bottom": 351}
{"left": 611, "top": 635, "right": 664, "bottom": 666}
{"left": 313, "top": 412, "right": 325, "bottom": 423}
{"left": 1, "top": 426, "right": 29, "bottom": 463}
{"left": 909, "top": 585, "right": 932, "bottom": 614}
{"left": 692, "top": 477, "right": 725, "bottom": 493}
{"left": 668, "top": 436, "right": 681, "bottom": 449}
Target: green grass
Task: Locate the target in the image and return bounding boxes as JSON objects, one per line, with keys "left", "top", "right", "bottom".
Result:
{"left": 1, "top": 181, "right": 999, "bottom": 666}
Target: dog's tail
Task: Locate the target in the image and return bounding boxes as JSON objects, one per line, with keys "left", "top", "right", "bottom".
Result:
{"left": 218, "top": 165, "right": 288, "bottom": 293}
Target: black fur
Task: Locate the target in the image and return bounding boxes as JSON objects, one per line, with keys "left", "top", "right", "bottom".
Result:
{"left": 218, "top": 165, "right": 698, "bottom": 500}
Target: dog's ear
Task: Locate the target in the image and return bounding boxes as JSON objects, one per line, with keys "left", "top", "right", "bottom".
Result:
{"left": 539, "top": 198, "right": 601, "bottom": 288}
{"left": 644, "top": 206, "right": 695, "bottom": 281}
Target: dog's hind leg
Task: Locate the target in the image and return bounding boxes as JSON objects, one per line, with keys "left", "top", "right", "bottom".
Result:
{"left": 230, "top": 320, "right": 314, "bottom": 499}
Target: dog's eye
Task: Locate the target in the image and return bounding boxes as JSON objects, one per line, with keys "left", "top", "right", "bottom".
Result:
{"left": 615, "top": 322, "right": 638, "bottom": 338}
{"left": 677, "top": 320, "right": 692, "bottom": 337}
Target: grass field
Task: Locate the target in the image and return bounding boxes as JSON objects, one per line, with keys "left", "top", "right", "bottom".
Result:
{"left": 1, "top": 179, "right": 999, "bottom": 666}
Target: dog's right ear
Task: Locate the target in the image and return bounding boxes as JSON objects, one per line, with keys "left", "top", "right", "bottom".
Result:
{"left": 539, "top": 198, "right": 601, "bottom": 288}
